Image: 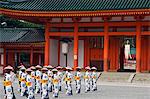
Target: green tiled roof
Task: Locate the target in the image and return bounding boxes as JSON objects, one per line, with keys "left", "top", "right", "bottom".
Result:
{"left": 0, "top": 28, "right": 45, "bottom": 43}
{"left": 0, "top": 0, "right": 150, "bottom": 11}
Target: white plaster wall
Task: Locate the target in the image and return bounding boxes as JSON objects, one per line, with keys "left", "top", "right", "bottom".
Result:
{"left": 60, "top": 40, "right": 84, "bottom": 68}
{"left": 50, "top": 39, "right": 58, "bottom": 66}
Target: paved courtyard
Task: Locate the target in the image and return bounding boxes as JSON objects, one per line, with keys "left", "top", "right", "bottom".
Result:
{"left": 0, "top": 79, "right": 150, "bottom": 99}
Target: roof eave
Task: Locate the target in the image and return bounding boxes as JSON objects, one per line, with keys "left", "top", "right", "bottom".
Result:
{"left": 1, "top": 8, "right": 150, "bottom": 17}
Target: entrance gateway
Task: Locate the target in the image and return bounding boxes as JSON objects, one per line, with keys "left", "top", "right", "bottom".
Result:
{"left": 0, "top": 0, "right": 150, "bottom": 72}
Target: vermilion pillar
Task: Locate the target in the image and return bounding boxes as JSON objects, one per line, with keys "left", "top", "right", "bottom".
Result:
{"left": 30, "top": 47, "right": 33, "bottom": 65}
{"left": 103, "top": 20, "right": 109, "bottom": 72}
{"left": 44, "top": 23, "right": 50, "bottom": 66}
{"left": 3, "top": 46, "right": 6, "bottom": 74}
{"left": 73, "top": 22, "right": 78, "bottom": 70}
{"left": 58, "top": 41, "right": 60, "bottom": 65}
{"left": 136, "top": 21, "right": 141, "bottom": 73}
{"left": 148, "top": 37, "right": 150, "bottom": 72}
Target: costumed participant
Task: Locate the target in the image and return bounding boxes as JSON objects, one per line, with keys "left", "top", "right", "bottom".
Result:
{"left": 46, "top": 65, "right": 54, "bottom": 92}
{"left": 91, "top": 67, "right": 97, "bottom": 91}
{"left": 41, "top": 67, "right": 49, "bottom": 99}
{"left": 52, "top": 69, "right": 59, "bottom": 98}
{"left": 30, "top": 66, "right": 36, "bottom": 92}
{"left": 66, "top": 66, "right": 73, "bottom": 96}
{"left": 20, "top": 66, "right": 27, "bottom": 96}
{"left": 124, "top": 40, "right": 132, "bottom": 60}
{"left": 63, "top": 68, "right": 68, "bottom": 91}
{"left": 26, "top": 68, "right": 35, "bottom": 99}
{"left": 35, "top": 65, "right": 42, "bottom": 94}
{"left": 18, "top": 65, "right": 24, "bottom": 92}
{"left": 56, "top": 66, "right": 63, "bottom": 91}
{"left": 3, "top": 66, "right": 16, "bottom": 99}
{"left": 84, "top": 66, "right": 91, "bottom": 93}
{"left": 74, "top": 67, "right": 82, "bottom": 94}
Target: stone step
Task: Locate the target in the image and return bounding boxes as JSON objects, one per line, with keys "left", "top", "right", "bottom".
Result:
{"left": 132, "top": 73, "right": 150, "bottom": 84}
{"left": 99, "top": 72, "right": 131, "bottom": 82}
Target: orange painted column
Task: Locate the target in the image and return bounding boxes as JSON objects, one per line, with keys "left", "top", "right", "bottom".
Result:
{"left": 148, "top": 37, "right": 150, "bottom": 72}
{"left": 3, "top": 47, "right": 6, "bottom": 74}
{"left": 73, "top": 22, "right": 78, "bottom": 70}
{"left": 136, "top": 21, "right": 141, "bottom": 73}
{"left": 44, "top": 23, "right": 50, "bottom": 66}
{"left": 58, "top": 41, "right": 60, "bottom": 65}
{"left": 30, "top": 47, "right": 33, "bottom": 65}
{"left": 84, "top": 39, "right": 87, "bottom": 68}
{"left": 104, "top": 21, "right": 109, "bottom": 72}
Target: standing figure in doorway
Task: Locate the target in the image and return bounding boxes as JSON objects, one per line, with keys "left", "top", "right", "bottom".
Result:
{"left": 124, "top": 40, "right": 132, "bottom": 60}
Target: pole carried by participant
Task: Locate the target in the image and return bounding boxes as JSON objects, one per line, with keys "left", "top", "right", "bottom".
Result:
{"left": 3, "top": 66, "right": 16, "bottom": 99}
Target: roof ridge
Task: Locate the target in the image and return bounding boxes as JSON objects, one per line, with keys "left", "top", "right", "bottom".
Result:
{"left": 15, "top": 30, "right": 28, "bottom": 42}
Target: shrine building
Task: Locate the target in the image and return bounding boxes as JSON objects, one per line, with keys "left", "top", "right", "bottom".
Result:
{"left": 0, "top": 0, "right": 150, "bottom": 72}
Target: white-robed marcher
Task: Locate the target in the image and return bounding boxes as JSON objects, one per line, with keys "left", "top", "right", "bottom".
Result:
{"left": 52, "top": 69, "right": 59, "bottom": 98}
{"left": 74, "top": 67, "right": 82, "bottom": 94}
{"left": 30, "top": 66, "right": 36, "bottom": 92}
{"left": 46, "top": 65, "right": 54, "bottom": 92}
{"left": 41, "top": 67, "right": 49, "bottom": 99}
{"left": 84, "top": 66, "right": 91, "bottom": 93}
{"left": 91, "top": 67, "right": 97, "bottom": 91}
{"left": 63, "top": 69, "right": 68, "bottom": 91}
{"left": 26, "top": 68, "right": 35, "bottom": 99}
{"left": 18, "top": 65, "right": 24, "bottom": 92}
{"left": 20, "top": 66, "right": 27, "bottom": 96}
{"left": 35, "top": 65, "right": 42, "bottom": 94}
{"left": 3, "top": 66, "right": 16, "bottom": 99}
{"left": 56, "top": 66, "right": 63, "bottom": 91}
{"left": 66, "top": 67, "right": 73, "bottom": 96}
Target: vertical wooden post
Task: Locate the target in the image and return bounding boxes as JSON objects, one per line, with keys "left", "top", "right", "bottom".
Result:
{"left": 103, "top": 18, "right": 109, "bottom": 72}
{"left": 73, "top": 21, "right": 79, "bottom": 70}
{"left": 136, "top": 17, "right": 141, "bottom": 73}
{"left": 30, "top": 46, "right": 33, "bottom": 65}
{"left": 58, "top": 40, "right": 60, "bottom": 65}
{"left": 84, "top": 39, "right": 87, "bottom": 68}
{"left": 148, "top": 37, "right": 150, "bottom": 72}
{"left": 44, "top": 23, "right": 50, "bottom": 66}
{"left": 3, "top": 46, "right": 6, "bottom": 74}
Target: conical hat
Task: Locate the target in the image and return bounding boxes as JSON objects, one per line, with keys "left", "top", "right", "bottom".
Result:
{"left": 26, "top": 68, "right": 33, "bottom": 72}
{"left": 4, "top": 66, "right": 13, "bottom": 70}
{"left": 52, "top": 69, "right": 58, "bottom": 72}
{"left": 85, "top": 66, "right": 91, "bottom": 70}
